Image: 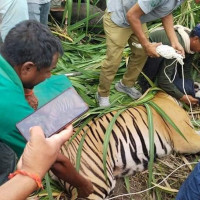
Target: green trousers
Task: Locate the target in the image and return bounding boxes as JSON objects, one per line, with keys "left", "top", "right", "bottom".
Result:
{"left": 98, "top": 11, "right": 148, "bottom": 97}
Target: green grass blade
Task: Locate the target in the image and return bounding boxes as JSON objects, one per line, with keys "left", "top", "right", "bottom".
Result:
{"left": 77, "top": 0, "right": 82, "bottom": 17}
{"left": 103, "top": 109, "right": 126, "bottom": 180}
{"left": 144, "top": 103, "right": 154, "bottom": 188}
{"left": 62, "top": 2, "right": 68, "bottom": 25}
{"left": 124, "top": 176, "right": 130, "bottom": 193}
{"left": 67, "top": 13, "right": 100, "bottom": 32}
{"left": 67, "top": 116, "right": 93, "bottom": 147}
{"left": 70, "top": 116, "right": 94, "bottom": 172}
{"left": 44, "top": 173, "right": 54, "bottom": 200}
{"left": 124, "top": 176, "right": 134, "bottom": 200}
{"left": 148, "top": 101, "right": 188, "bottom": 142}
{"left": 140, "top": 71, "right": 156, "bottom": 87}
{"left": 127, "top": 89, "right": 158, "bottom": 107}
{"left": 76, "top": 129, "right": 88, "bottom": 172}
{"left": 86, "top": 0, "right": 90, "bottom": 34}
{"left": 67, "top": 0, "right": 73, "bottom": 30}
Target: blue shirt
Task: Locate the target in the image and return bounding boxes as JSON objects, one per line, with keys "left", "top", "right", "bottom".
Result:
{"left": 107, "top": 0, "right": 184, "bottom": 27}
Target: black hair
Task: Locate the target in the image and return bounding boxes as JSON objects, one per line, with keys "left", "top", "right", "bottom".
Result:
{"left": 0, "top": 20, "right": 63, "bottom": 70}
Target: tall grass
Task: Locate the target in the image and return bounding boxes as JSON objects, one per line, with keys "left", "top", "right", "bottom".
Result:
{"left": 35, "top": 1, "right": 200, "bottom": 199}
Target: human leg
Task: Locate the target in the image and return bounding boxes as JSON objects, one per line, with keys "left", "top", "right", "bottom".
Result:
{"left": 122, "top": 23, "right": 148, "bottom": 87}
{"left": 138, "top": 57, "right": 164, "bottom": 93}
{"left": 0, "top": 0, "right": 28, "bottom": 41}
{"left": 114, "top": 24, "right": 148, "bottom": 99}
{"left": 28, "top": 3, "right": 40, "bottom": 22}
{"left": 40, "top": 2, "right": 50, "bottom": 25}
{"left": 98, "top": 12, "right": 132, "bottom": 98}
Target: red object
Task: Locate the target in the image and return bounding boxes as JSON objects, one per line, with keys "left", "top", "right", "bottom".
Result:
{"left": 8, "top": 170, "right": 43, "bottom": 189}
{"left": 24, "top": 90, "right": 34, "bottom": 96}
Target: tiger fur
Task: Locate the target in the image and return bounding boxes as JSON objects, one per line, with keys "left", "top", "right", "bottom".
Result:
{"left": 60, "top": 92, "right": 200, "bottom": 199}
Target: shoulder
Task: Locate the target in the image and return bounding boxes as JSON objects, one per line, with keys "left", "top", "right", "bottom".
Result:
{"left": 138, "top": 0, "right": 168, "bottom": 14}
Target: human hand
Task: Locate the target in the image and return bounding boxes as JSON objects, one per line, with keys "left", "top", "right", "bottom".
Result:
{"left": 144, "top": 42, "right": 162, "bottom": 57}
{"left": 180, "top": 95, "right": 199, "bottom": 105}
{"left": 24, "top": 89, "right": 38, "bottom": 110}
{"left": 17, "top": 125, "right": 73, "bottom": 178}
{"left": 171, "top": 42, "right": 185, "bottom": 58}
{"left": 51, "top": 153, "right": 94, "bottom": 198}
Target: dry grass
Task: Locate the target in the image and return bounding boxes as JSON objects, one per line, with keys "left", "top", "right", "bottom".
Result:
{"left": 110, "top": 153, "right": 199, "bottom": 200}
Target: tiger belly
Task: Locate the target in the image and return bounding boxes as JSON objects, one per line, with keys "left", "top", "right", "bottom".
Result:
{"left": 61, "top": 106, "right": 173, "bottom": 199}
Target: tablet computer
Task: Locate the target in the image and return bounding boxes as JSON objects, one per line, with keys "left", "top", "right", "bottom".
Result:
{"left": 16, "top": 87, "right": 89, "bottom": 141}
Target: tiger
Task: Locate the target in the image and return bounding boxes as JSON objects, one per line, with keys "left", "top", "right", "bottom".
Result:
{"left": 60, "top": 91, "right": 200, "bottom": 200}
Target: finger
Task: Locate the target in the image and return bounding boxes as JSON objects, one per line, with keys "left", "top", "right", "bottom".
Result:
{"left": 29, "top": 126, "right": 46, "bottom": 144}
{"left": 53, "top": 152, "right": 67, "bottom": 163}
{"left": 51, "top": 124, "right": 74, "bottom": 145}
{"left": 154, "top": 42, "right": 162, "bottom": 47}
{"left": 155, "top": 53, "right": 160, "bottom": 57}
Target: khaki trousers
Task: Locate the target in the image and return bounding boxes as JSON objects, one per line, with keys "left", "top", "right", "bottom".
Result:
{"left": 98, "top": 11, "right": 148, "bottom": 97}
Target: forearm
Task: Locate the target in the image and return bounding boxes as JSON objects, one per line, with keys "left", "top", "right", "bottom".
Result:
{"left": 0, "top": 174, "right": 37, "bottom": 200}
{"left": 162, "top": 14, "right": 178, "bottom": 46}
{"left": 126, "top": 3, "right": 149, "bottom": 48}
{"left": 51, "top": 153, "right": 87, "bottom": 187}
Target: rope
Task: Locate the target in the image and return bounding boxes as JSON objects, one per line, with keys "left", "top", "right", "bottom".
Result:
{"left": 107, "top": 162, "right": 199, "bottom": 200}
{"left": 158, "top": 44, "right": 200, "bottom": 128}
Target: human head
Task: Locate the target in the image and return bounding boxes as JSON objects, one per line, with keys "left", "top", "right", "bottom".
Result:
{"left": 0, "top": 20, "right": 63, "bottom": 89}
{"left": 190, "top": 24, "right": 200, "bottom": 52}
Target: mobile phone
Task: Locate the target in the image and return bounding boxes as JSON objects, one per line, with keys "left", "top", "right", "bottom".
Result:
{"left": 16, "top": 87, "right": 89, "bottom": 141}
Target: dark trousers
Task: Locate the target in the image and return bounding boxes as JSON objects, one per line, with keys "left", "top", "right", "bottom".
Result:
{"left": 0, "top": 142, "right": 17, "bottom": 185}
{"left": 138, "top": 57, "right": 195, "bottom": 97}
{"left": 138, "top": 57, "right": 164, "bottom": 93}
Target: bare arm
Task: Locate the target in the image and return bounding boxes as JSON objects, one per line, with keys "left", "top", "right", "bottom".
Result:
{"left": 0, "top": 175, "right": 37, "bottom": 200}
{"left": 126, "top": 3, "right": 161, "bottom": 57}
{"left": 162, "top": 14, "right": 185, "bottom": 56}
{"left": 0, "top": 125, "right": 74, "bottom": 200}
{"left": 51, "top": 153, "right": 94, "bottom": 198}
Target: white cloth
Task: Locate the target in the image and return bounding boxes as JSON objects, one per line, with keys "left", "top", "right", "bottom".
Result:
{"left": 174, "top": 25, "right": 194, "bottom": 54}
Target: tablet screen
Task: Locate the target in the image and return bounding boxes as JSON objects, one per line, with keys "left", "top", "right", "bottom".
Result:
{"left": 16, "top": 87, "right": 89, "bottom": 141}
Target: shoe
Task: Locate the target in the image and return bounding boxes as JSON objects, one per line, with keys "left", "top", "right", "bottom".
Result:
{"left": 96, "top": 93, "right": 110, "bottom": 107}
{"left": 115, "top": 80, "right": 142, "bottom": 99}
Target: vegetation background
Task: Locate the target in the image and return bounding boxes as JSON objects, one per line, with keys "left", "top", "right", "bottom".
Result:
{"left": 30, "top": 1, "right": 200, "bottom": 199}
